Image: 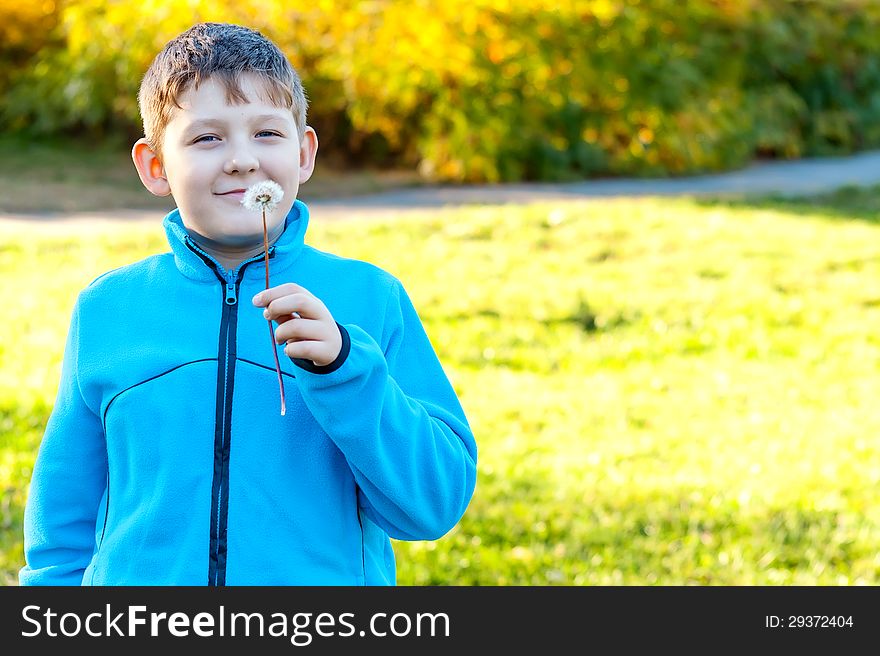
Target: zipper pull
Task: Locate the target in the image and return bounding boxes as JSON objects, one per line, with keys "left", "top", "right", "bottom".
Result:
{"left": 225, "top": 280, "right": 237, "bottom": 305}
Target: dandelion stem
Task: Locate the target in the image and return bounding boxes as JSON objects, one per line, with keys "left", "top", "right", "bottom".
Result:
{"left": 264, "top": 208, "right": 286, "bottom": 416}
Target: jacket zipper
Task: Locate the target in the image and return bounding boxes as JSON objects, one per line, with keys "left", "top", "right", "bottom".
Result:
{"left": 209, "top": 268, "right": 236, "bottom": 586}
{"left": 185, "top": 239, "right": 273, "bottom": 586}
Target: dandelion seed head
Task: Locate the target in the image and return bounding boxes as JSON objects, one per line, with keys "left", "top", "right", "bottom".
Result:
{"left": 242, "top": 180, "right": 284, "bottom": 212}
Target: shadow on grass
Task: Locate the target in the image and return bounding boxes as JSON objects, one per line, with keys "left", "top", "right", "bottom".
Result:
{"left": 695, "top": 184, "right": 880, "bottom": 225}
{"left": 398, "top": 430, "right": 877, "bottom": 584}
{"left": 422, "top": 474, "right": 877, "bottom": 585}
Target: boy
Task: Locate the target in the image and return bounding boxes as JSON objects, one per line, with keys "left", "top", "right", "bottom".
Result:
{"left": 20, "top": 22, "right": 477, "bottom": 585}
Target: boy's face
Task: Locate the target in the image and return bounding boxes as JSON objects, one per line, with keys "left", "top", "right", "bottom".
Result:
{"left": 134, "top": 73, "right": 317, "bottom": 248}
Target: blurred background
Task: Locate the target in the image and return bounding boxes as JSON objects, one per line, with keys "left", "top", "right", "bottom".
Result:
{"left": 1, "top": 0, "right": 879, "bottom": 585}
{"left": 4, "top": 0, "right": 880, "bottom": 190}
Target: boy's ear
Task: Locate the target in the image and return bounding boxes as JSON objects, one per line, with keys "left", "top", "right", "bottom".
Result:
{"left": 132, "top": 138, "right": 172, "bottom": 197}
{"left": 297, "top": 127, "right": 319, "bottom": 185}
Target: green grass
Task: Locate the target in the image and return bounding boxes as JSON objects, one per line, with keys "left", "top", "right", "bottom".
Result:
{"left": 2, "top": 188, "right": 880, "bottom": 585}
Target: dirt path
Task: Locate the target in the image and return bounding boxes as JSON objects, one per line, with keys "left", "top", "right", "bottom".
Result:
{"left": 3, "top": 149, "right": 879, "bottom": 224}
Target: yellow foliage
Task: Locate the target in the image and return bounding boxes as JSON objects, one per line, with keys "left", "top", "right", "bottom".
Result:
{"left": 3, "top": 0, "right": 880, "bottom": 181}
{"left": 0, "top": 0, "right": 58, "bottom": 49}
{"left": 0, "top": 0, "right": 60, "bottom": 115}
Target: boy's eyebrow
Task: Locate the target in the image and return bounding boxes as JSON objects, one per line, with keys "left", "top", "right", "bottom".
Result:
{"left": 184, "top": 114, "right": 291, "bottom": 132}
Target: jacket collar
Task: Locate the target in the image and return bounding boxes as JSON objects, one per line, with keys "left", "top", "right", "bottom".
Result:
{"left": 163, "top": 199, "right": 311, "bottom": 282}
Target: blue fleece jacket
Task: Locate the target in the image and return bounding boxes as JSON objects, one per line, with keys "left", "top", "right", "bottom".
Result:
{"left": 20, "top": 200, "right": 477, "bottom": 586}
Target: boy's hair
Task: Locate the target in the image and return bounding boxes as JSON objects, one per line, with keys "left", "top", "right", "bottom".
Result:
{"left": 137, "top": 22, "right": 308, "bottom": 159}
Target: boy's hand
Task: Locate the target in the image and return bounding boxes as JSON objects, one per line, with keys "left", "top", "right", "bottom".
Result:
{"left": 253, "top": 283, "right": 342, "bottom": 367}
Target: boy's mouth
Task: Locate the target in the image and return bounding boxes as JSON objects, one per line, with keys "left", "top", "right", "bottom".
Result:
{"left": 216, "top": 189, "right": 247, "bottom": 201}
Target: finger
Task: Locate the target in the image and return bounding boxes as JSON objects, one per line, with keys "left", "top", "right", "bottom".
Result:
{"left": 283, "top": 340, "right": 332, "bottom": 365}
{"left": 274, "top": 318, "right": 326, "bottom": 344}
{"left": 275, "top": 312, "right": 302, "bottom": 324}
{"left": 263, "top": 293, "right": 324, "bottom": 322}
{"left": 252, "top": 282, "right": 312, "bottom": 307}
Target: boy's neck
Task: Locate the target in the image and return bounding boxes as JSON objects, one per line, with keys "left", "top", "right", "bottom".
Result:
{"left": 187, "top": 222, "right": 286, "bottom": 273}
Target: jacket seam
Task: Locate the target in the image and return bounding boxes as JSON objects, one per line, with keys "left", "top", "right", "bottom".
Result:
{"left": 97, "top": 358, "right": 217, "bottom": 576}
{"left": 101, "top": 358, "right": 218, "bottom": 430}
{"left": 356, "top": 494, "right": 366, "bottom": 586}
{"left": 238, "top": 358, "right": 296, "bottom": 379}
{"left": 97, "top": 471, "right": 109, "bottom": 557}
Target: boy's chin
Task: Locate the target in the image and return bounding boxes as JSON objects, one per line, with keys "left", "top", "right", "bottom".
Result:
{"left": 183, "top": 213, "right": 285, "bottom": 248}
{"left": 190, "top": 226, "right": 265, "bottom": 250}
{"left": 217, "top": 229, "right": 270, "bottom": 247}
{"left": 217, "top": 215, "right": 274, "bottom": 236}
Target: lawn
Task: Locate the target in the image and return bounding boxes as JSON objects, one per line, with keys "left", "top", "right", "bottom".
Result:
{"left": 1, "top": 188, "right": 879, "bottom": 585}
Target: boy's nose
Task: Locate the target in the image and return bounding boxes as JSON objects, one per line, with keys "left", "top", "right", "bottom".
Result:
{"left": 224, "top": 147, "right": 259, "bottom": 175}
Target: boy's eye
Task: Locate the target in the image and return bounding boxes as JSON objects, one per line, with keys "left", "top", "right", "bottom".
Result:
{"left": 191, "top": 131, "right": 281, "bottom": 143}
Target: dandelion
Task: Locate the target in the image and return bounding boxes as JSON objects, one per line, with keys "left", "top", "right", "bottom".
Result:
{"left": 242, "top": 180, "right": 284, "bottom": 213}
{"left": 242, "top": 180, "right": 286, "bottom": 415}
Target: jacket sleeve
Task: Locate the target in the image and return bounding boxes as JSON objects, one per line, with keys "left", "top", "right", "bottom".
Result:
{"left": 292, "top": 279, "right": 477, "bottom": 540}
{"left": 19, "top": 298, "right": 107, "bottom": 585}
